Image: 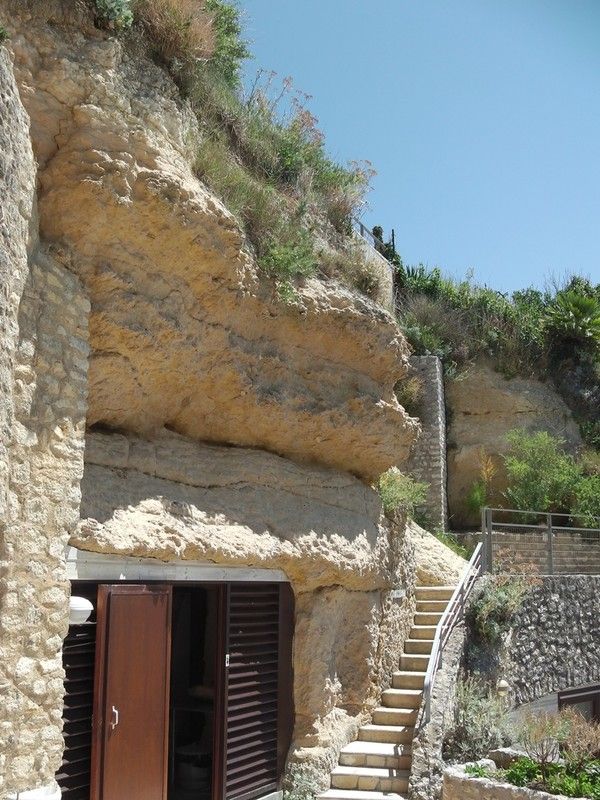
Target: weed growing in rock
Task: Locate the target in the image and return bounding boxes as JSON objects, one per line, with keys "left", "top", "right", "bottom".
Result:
{"left": 283, "top": 763, "right": 324, "bottom": 800}
{"left": 378, "top": 468, "right": 428, "bottom": 519}
{"left": 94, "top": 0, "right": 133, "bottom": 29}
{"left": 0, "top": 23, "right": 8, "bottom": 42}
{"left": 467, "top": 572, "right": 536, "bottom": 645}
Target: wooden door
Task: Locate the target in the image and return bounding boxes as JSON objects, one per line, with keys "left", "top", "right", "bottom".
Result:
{"left": 91, "top": 585, "right": 172, "bottom": 800}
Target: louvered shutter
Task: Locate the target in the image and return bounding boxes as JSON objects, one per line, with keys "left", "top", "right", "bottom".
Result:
{"left": 224, "top": 583, "right": 293, "bottom": 800}
{"left": 57, "top": 586, "right": 97, "bottom": 799}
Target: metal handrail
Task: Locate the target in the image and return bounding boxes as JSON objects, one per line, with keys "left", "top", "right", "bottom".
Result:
{"left": 422, "top": 542, "right": 483, "bottom": 724}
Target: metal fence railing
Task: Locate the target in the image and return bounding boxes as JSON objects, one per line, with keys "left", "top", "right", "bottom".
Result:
{"left": 481, "top": 507, "right": 600, "bottom": 576}
{"left": 422, "top": 542, "right": 483, "bottom": 724}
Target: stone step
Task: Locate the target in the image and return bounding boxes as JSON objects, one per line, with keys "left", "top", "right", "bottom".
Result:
{"left": 359, "top": 724, "right": 414, "bottom": 744}
{"left": 404, "top": 638, "right": 433, "bottom": 655}
{"left": 400, "top": 653, "right": 430, "bottom": 671}
{"left": 416, "top": 599, "right": 449, "bottom": 613}
{"left": 331, "top": 766, "right": 409, "bottom": 793}
{"left": 382, "top": 688, "right": 423, "bottom": 709}
{"left": 392, "top": 670, "right": 426, "bottom": 689}
{"left": 372, "top": 706, "right": 418, "bottom": 726}
{"left": 318, "top": 789, "right": 407, "bottom": 800}
{"left": 409, "top": 625, "right": 438, "bottom": 640}
{"left": 415, "top": 585, "right": 455, "bottom": 600}
{"left": 339, "top": 740, "right": 412, "bottom": 769}
{"left": 414, "top": 611, "right": 443, "bottom": 626}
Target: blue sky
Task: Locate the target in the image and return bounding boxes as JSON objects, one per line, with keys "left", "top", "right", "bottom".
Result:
{"left": 241, "top": 1, "right": 600, "bottom": 293}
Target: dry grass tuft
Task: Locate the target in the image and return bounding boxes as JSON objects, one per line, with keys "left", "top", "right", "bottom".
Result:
{"left": 133, "top": 0, "right": 215, "bottom": 73}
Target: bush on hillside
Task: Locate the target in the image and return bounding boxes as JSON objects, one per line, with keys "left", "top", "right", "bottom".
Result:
{"left": 572, "top": 474, "right": 600, "bottom": 528}
{"left": 503, "top": 430, "right": 580, "bottom": 515}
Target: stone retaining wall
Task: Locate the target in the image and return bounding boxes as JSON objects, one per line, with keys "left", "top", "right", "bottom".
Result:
{"left": 408, "top": 356, "right": 448, "bottom": 531}
{"left": 505, "top": 576, "right": 600, "bottom": 705}
{"left": 443, "top": 764, "right": 581, "bottom": 800}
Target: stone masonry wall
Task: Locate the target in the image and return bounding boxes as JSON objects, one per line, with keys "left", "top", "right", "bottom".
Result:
{"left": 505, "top": 576, "right": 600, "bottom": 706}
{"left": 0, "top": 253, "right": 90, "bottom": 796}
{"left": 0, "top": 54, "right": 90, "bottom": 791}
{"left": 408, "top": 356, "right": 448, "bottom": 531}
{"left": 443, "top": 764, "right": 561, "bottom": 800}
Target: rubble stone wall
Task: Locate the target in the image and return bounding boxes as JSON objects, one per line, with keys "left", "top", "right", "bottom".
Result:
{"left": 505, "top": 576, "right": 600, "bottom": 705}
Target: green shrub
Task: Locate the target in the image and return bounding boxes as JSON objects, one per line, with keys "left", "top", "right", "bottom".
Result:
{"left": 572, "top": 474, "right": 600, "bottom": 528}
{"left": 443, "top": 676, "right": 511, "bottom": 761}
{"left": 378, "top": 468, "right": 428, "bottom": 518}
{"left": 0, "top": 23, "right": 8, "bottom": 43}
{"left": 260, "top": 231, "right": 317, "bottom": 282}
{"left": 95, "top": 0, "right": 133, "bottom": 28}
{"left": 204, "top": 0, "right": 250, "bottom": 88}
{"left": 581, "top": 420, "right": 600, "bottom": 450}
{"left": 467, "top": 574, "right": 533, "bottom": 644}
{"left": 503, "top": 429, "right": 581, "bottom": 514}
{"left": 503, "top": 756, "right": 541, "bottom": 786}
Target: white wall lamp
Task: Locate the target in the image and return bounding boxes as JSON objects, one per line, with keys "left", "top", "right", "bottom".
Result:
{"left": 68, "top": 596, "right": 94, "bottom": 626}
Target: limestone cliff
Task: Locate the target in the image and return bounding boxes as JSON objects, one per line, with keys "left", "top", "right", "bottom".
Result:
{"left": 0, "top": 4, "right": 424, "bottom": 795}
{"left": 446, "top": 362, "right": 582, "bottom": 527}
{"left": 7, "top": 3, "right": 418, "bottom": 481}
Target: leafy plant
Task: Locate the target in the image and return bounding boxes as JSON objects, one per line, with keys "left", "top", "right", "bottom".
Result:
{"left": 546, "top": 290, "right": 600, "bottom": 355}
{"left": 467, "top": 448, "right": 496, "bottom": 515}
{"left": 464, "top": 763, "right": 493, "bottom": 778}
{"left": 467, "top": 573, "right": 534, "bottom": 644}
{"left": 503, "top": 756, "right": 541, "bottom": 786}
{"left": 378, "top": 468, "right": 428, "bottom": 518}
{"left": 572, "top": 474, "right": 600, "bottom": 528}
{"left": 443, "top": 675, "right": 511, "bottom": 762}
{"left": 503, "top": 429, "right": 581, "bottom": 515}
{"left": 204, "top": 0, "right": 250, "bottom": 88}
{"left": 260, "top": 232, "right": 317, "bottom": 282}
{"left": 94, "top": 0, "right": 134, "bottom": 29}
{"left": 0, "top": 23, "right": 8, "bottom": 43}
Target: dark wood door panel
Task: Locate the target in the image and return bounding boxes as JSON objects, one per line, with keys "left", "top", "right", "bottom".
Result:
{"left": 92, "top": 585, "right": 172, "bottom": 800}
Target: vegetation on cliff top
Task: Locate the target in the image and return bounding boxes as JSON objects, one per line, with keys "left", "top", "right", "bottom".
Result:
{"left": 386, "top": 252, "right": 600, "bottom": 447}
{"left": 92, "top": 0, "right": 380, "bottom": 299}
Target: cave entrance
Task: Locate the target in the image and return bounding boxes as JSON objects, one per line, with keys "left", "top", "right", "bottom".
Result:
{"left": 58, "top": 572, "right": 294, "bottom": 800}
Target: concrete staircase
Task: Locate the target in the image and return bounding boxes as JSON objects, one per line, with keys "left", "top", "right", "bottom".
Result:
{"left": 317, "top": 585, "right": 455, "bottom": 800}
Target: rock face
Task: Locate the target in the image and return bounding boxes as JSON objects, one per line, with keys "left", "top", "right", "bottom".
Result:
{"left": 446, "top": 362, "right": 581, "bottom": 527}
{"left": 0, "top": 5, "right": 425, "bottom": 795}
{"left": 407, "top": 521, "right": 466, "bottom": 587}
{"left": 8, "top": 4, "right": 418, "bottom": 483}
{"left": 76, "top": 431, "right": 417, "bottom": 777}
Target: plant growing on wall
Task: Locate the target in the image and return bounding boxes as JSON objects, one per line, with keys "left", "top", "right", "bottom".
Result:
{"left": 467, "top": 572, "right": 536, "bottom": 645}
{"left": 467, "top": 447, "right": 496, "bottom": 515}
{"left": 94, "top": 0, "right": 133, "bottom": 29}
{"left": 378, "top": 467, "right": 428, "bottom": 519}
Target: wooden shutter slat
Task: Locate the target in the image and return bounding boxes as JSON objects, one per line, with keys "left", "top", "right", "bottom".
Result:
{"left": 225, "top": 583, "right": 282, "bottom": 800}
